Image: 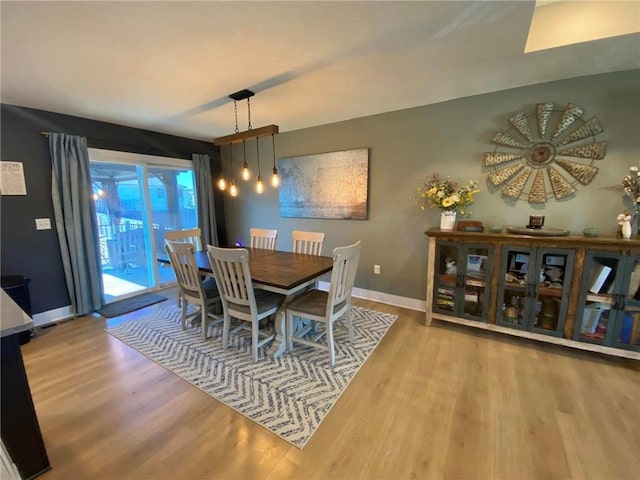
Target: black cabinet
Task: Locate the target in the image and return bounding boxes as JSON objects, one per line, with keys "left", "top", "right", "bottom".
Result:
{"left": 1, "top": 333, "right": 50, "bottom": 479}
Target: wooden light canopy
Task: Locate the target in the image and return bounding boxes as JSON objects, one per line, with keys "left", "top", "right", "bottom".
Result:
{"left": 213, "top": 89, "right": 279, "bottom": 146}
{"left": 214, "top": 124, "right": 279, "bottom": 146}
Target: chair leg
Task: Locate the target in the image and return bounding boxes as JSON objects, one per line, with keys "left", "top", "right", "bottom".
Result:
{"left": 252, "top": 320, "right": 259, "bottom": 362}
{"left": 176, "top": 290, "right": 182, "bottom": 308}
{"left": 286, "top": 311, "right": 293, "bottom": 353}
{"left": 328, "top": 320, "right": 336, "bottom": 367}
{"left": 222, "top": 312, "right": 230, "bottom": 349}
{"left": 346, "top": 307, "right": 354, "bottom": 343}
{"left": 201, "top": 306, "right": 208, "bottom": 340}
{"left": 181, "top": 299, "right": 188, "bottom": 330}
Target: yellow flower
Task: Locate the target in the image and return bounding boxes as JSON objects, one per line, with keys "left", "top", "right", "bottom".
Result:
{"left": 413, "top": 174, "right": 480, "bottom": 213}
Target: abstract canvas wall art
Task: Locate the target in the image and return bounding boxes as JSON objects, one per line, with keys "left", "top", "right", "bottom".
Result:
{"left": 279, "top": 148, "right": 369, "bottom": 219}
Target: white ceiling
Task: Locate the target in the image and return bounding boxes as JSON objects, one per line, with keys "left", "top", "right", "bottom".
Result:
{"left": 1, "top": 1, "right": 639, "bottom": 142}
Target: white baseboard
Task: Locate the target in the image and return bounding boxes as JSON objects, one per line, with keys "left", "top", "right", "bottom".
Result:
{"left": 32, "top": 305, "right": 75, "bottom": 327}
{"left": 317, "top": 281, "right": 426, "bottom": 312}
{"left": 32, "top": 285, "right": 426, "bottom": 327}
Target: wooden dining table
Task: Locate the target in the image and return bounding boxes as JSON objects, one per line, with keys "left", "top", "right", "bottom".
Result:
{"left": 158, "top": 248, "right": 333, "bottom": 359}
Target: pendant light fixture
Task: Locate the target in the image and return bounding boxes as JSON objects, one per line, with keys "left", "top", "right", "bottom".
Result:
{"left": 270, "top": 133, "right": 280, "bottom": 188}
{"left": 214, "top": 88, "right": 280, "bottom": 197}
{"left": 255, "top": 137, "right": 264, "bottom": 194}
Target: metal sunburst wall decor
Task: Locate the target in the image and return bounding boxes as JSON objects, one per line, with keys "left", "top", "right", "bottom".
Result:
{"left": 484, "top": 102, "right": 607, "bottom": 204}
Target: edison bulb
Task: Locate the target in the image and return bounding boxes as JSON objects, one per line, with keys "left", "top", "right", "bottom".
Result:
{"left": 241, "top": 163, "right": 250, "bottom": 181}
{"left": 270, "top": 168, "right": 280, "bottom": 188}
{"left": 217, "top": 177, "right": 227, "bottom": 191}
{"left": 256, "top": 176, "right": 264, "bottom": 194}
{"left": 229, "top": 181, "right": 238, "bottom": 197}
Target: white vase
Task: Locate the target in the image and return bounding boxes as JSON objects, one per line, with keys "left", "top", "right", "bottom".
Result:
{"left": 440, "top": 210, "right": 457, "bottom": 230}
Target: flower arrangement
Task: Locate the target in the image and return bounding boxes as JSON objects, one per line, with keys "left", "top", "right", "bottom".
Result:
{"left": 621, "top": 165, "right": 640, "bottom": 204}
{"left": 621, "top": 165, "right": 640, "bottom": 236}
{"left": 415, "top": 173, "right": 479, "bottom": 214}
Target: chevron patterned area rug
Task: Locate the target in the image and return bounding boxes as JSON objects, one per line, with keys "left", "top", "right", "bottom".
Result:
{"left": 106, "top": 305, "right": 397, "bottom": 448}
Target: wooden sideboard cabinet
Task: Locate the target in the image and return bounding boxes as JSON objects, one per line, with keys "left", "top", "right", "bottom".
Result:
{"left": 425, "top": 228, "right": 640, "bottom": 359}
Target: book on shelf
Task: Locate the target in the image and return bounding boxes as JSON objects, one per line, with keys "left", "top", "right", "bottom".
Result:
{"left": 437, "top": 300, "right": 454, "bottom": 306}
{"left": 466, "top": 254, "right": 487, "bottom": 275}
{"left": 581, "top": 304, "right": 604, "bottom": 334}
{"left": 588, "top": 264, "right": 613, "bottom": 294}
{"left": 628, "top": 263, "right": 640, "bottom": 299}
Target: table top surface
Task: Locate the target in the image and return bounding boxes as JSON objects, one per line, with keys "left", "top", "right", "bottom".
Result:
{"left": 159, "top": 248, "right": 333, "bottom": 291}
{"left": 1, "top": 289, "right": 33, "bottom": 338}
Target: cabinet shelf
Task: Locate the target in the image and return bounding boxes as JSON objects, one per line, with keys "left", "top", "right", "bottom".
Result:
{"left": 504, "top": 282, "right": 526, "bottom": 290}
{"left": 586, "top": 293, "right": 614, "bottom": 303}
{"left": 538, "top": 287, "right": 563, "bottom": 298}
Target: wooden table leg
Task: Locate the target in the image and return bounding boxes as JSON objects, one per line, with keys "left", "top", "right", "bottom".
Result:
{"left": 267, "top": 304, "right": 289, "bottom": 359}
{"left": 266, "top": 281, "right": 315, "bottom": 359}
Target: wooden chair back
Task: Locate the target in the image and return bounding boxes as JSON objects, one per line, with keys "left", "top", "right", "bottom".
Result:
{"left": 165, "top": 228, "right": 202, "bottom": 251}
{"left": 292, "top": 230, "right": 325, "bottom": 256}
{"left": 206, "top": 247, "right": 256, "bottom": 310}
{"left": 326, "top": 241, "right": 361, "bottom": 317}
{"left": 164, "top": 239, "right": 204, "bottom": 302}
{"left": 250, "top": 228, "right": 278, "bottom": 250}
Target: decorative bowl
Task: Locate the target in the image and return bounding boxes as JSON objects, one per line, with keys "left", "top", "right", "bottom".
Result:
{"left": 489, "top": 225, "right": 503, "bottom": 233}
{"left": 583, "top": 227, "right": 600, "bottom": 238}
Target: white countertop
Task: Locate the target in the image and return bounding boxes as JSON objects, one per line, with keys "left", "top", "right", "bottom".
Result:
{"left": 1, "top": 289, "right": 33, "bottom": 338}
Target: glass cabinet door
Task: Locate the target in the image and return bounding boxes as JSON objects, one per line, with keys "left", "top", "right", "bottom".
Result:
{"left": 574, "top": 252, "right": 621, "bottom": 345}
{"left": 530, "top": 250, "right": 573, "bottom": 337}
{"left": 433, "top": 241, "right": 460, "bottom": 315}
{"left": 460, "top": 245, "right": 492, "bottom": 321}
{"left": 498, "top": 246, "right": 573, "bottom": 335}
{"left": 433, "top": 241, "right": 492, "bottom": 321}
{"left": 612, "top": 255, "right": 640, "bottom": 351}
{"left": 497, "top": 247, "right": 532, "bottom": 329}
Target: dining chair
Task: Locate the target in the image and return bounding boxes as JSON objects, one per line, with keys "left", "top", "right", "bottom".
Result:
{"left": 292, "top": 230, "right": 325, "bottom": 256}
{"left": 250, "top": 228, "right": 278, "bottom": 250}
{"left": 165, "top": 227, "right": 202, "bottom": 250}
{"left": 285, "top": 240, "right": 361, "bottom": 367}
{"left": 165, "top": 228, "right": 203, "bottom": 305}
{"left": 206, "top": 246, "right": 284, "bottom": 362}
{"left": 165, "top": 239, "right": 222, "bottom": 340}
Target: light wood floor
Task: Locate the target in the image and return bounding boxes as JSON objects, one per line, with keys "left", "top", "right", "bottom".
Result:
{"left": 22, "top": 288, "right": 640, "bottom": 480}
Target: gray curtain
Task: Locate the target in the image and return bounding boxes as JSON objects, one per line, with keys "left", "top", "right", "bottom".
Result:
{"left": 50, "top": 133, "right": 103, "bottom": 315}
{"left": 193, "top": 153, "right": 219, "bottom": 247}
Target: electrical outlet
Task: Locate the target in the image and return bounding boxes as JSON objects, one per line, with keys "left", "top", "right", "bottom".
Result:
{"left": 374, "top": 264, "right": 381, "bottom": 275}
{"left": 35, "top": 218, "right": 51, "bottom": 230}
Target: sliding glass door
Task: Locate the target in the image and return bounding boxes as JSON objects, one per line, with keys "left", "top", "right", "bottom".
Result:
{"left": 89, "top": 149, "right": 197, "bottom": 303}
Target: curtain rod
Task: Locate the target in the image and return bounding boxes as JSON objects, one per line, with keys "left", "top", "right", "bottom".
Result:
{"left": 39, "top": 131, "right": 214, "bottom": 159}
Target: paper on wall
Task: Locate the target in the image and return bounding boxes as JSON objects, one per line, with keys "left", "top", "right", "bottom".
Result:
{"left": 0, "top": 161, "right": 27, "bottom": 195}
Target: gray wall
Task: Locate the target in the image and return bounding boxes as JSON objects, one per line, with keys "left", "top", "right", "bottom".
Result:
{"left": 222, "top": 70, "right": 640, "bottom": 301}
